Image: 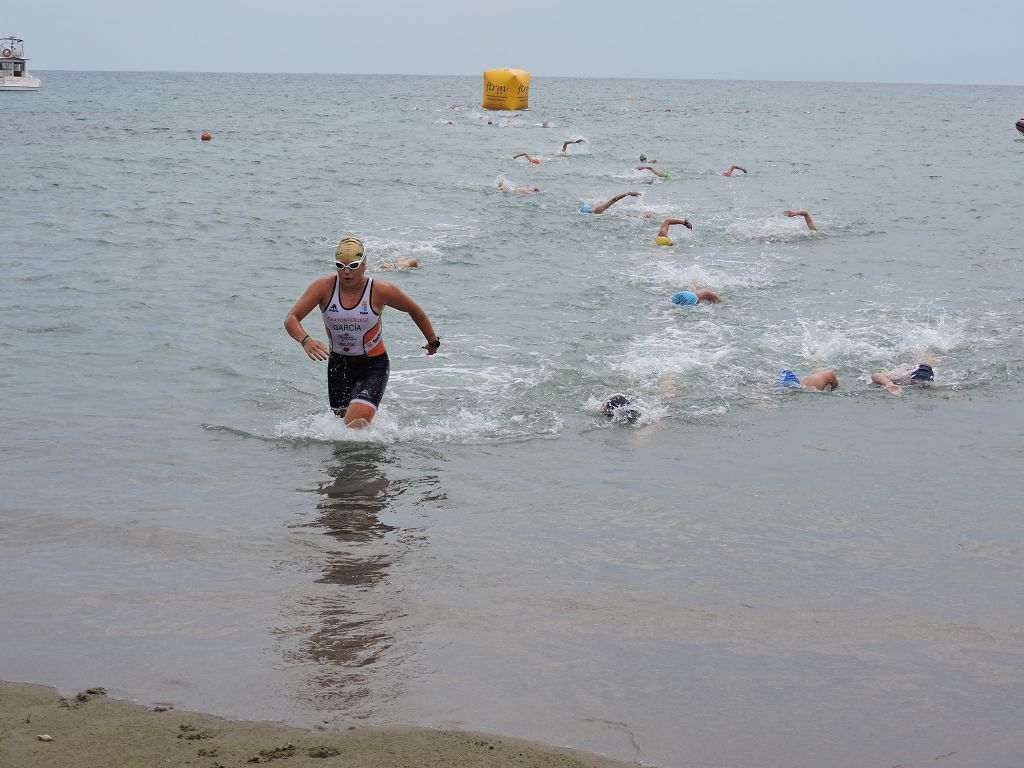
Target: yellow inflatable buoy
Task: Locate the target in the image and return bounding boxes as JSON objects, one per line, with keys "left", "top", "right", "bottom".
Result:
{"left": 482, "top": 68, "right": 530, "bottom": 111}
{"left": 655, "top": 236, "right": 673, "bottom": 246}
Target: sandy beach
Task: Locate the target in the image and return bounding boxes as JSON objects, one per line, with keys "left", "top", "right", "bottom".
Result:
{"left": 0, "top": 681, "right": 636, "bottom": 768}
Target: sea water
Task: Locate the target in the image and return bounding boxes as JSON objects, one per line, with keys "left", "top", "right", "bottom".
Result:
{"left": 2, "top": 72, "right": 1023, "bottom": 768}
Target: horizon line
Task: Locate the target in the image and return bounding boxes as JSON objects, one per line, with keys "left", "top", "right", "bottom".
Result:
{"left": 29, "top": 69, "right": 1024, "bottom": 89}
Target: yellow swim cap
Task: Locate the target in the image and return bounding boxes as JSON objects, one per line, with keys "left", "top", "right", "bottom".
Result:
{"left": 336, "top": 237, "right": 364, "bottom": 260}
{"left": 655, "top": 236, "right": 674, "bottom": 246}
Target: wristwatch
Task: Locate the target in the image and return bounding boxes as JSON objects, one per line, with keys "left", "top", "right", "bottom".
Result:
{"left": 427, "top": 337, "right": 441, "bottom": 350}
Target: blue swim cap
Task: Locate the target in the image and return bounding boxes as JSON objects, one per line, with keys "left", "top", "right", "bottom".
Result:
{"left": 909, "top": 363, "right": 934, "bottom": 382}
{"left": 775, "top": 369, "right": 801, "bottom": 388}
{"left": 671, "top": 290, "right": 698, "bottom": 306}
{"left": 579, "top": 203, "right": 593, "bottom": 213}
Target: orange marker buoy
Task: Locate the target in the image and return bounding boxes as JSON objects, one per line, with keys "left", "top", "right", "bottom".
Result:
{"left": 200, "top": 131, "right": 212, "bottom": 141}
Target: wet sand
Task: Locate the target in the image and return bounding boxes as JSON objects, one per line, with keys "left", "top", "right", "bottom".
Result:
{"left": 0, "top": 681, "right": 636, "bottom": 768}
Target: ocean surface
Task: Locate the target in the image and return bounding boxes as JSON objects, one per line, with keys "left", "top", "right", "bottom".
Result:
{"left": 2, "top": 72, "right": 1023, "bottom": 768}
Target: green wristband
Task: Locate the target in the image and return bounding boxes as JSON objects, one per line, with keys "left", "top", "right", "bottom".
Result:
{"left": 300, "top": 335, "right": 311, "bottom": 347}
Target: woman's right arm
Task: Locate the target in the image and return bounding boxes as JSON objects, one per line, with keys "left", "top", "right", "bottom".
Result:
{"left": 284, "top": 278, "right": 330, "bottom": 361}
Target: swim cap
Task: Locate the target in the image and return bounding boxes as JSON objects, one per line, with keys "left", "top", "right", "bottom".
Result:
{"left": 663, "top": 172, "right": 672, "bottom": 179}
{"left": 655, "top": 236, "right": 674, "bottom": 246}
{"left": 909, "top": 363, "right": 934, "bottom": 382}
{"left": 603, "top": 393, "right": 641, "bottom": 423}
{"left": 639, "top": 154, "right": 647, "bottom": 162}
{"left": 579, "top": 203, "right": 593, "bottom": 213}
{"left": 775, "top": 369, "right": 801, "bottom": 388}
{"left": 671, "top": 290, "right": 698, "bottom": 305}
{"left": 336, "top": 237, "right": 364, "bottom": 260}
{"left": 530, "top": 157, "right": 540, "bottom": 164}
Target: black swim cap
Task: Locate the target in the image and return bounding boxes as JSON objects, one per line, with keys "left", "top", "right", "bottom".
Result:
{"left": 909, "top": 363, "right": 934, "bottom": 382}
{"left": 603, "top": 393, "right": 641, "bottom": 423}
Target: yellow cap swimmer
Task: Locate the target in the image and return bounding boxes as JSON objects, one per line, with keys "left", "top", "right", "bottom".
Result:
{"left": 655, "top": 235, "right": 674, "bottom": 246}
{"left": 336, "top": 237, "right": 364, "bottom": 260}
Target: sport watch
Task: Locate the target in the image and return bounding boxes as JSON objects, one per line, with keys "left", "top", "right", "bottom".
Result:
{"left": 427, "top": 338, "right": 441, "bottom": 350}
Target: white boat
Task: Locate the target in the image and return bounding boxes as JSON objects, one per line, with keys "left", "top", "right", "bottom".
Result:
{"left": 0, "top": 36, "right": 41, "bottom": 91}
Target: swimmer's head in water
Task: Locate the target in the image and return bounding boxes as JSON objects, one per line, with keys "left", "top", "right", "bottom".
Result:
{"left": 909, "top": 363, "right": 935, "bottom": 382}
{"left": 603, "top": 393, "right": 642, "bottom": 423}
{"left": 655, "top": 236, "right": 674, "bottom": 246}
{"left": 336, "top": 237, "right": 364, "bottom": 261}
{"left": 671, "top": 290, "right": 698, "bottom": 305}
{"left": 579, "top": 203, "right": 593, "bottom": 213}
{"left": 775, "top": 369, "right": 801, "bottom": 388}
{"left": 639, "top": 154, "right": 647, "bottom": 162}
{"left": 530, "top": 157, "right": 540, "bottom": 164}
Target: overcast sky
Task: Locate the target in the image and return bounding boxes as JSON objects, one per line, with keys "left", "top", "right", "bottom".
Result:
{"left": 7, "top": 1, "right": 1022, "bottom": 85}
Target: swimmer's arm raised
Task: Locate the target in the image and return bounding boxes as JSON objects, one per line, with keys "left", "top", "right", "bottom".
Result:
{"left": 783, "top": 209, "right": 816, "bottom": 231}
{"left": 723, "top": 164, "right": 747, "bottom": 176}
{"left": 694, "top": 289, "right": 721, "bottom": 303}
{"left": 284, "top": 277, "right": 332, "bottom": 360}
{"left": 592, "top": 191, "right": 641, "bottom": 214}
{"left": 375, "top": 281, "right": 440, "bottom": 355}
{"left": 658, "top": 218, "right": 693, "bottom": 236}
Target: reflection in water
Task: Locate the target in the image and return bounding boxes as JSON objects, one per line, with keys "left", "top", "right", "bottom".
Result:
{"left": 282, "top": 443, "right": 444, "bottom": 717}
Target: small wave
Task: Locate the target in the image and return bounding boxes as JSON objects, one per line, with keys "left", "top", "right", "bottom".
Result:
{"left": 270, "top": 406, "right": 563, "bottom": 445}
{"left": 23, "top": 323, "right": 81, "bottom": 334}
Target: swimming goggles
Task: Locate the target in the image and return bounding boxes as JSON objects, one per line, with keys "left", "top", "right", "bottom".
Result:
{"left": 335, "top": 258, "right": 365, "bottom": 270}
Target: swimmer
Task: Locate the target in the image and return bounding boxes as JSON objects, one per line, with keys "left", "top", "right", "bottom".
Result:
{"left": 601, "top": 393, "right": 643, "bottom": 424}
{"left": 283, "top": 237, "right": 440, "bottom": 429}
{"left": 513, "top": 152, "right": 541, "bottom": 164}
{"left": 653, "top": 217, "right": 692, "bottom": 245}
{"left": 497, "top": 177, "right": 541, "bottom": 194}
{"left": 871, "top": 363, "right": 935, "bottom": 396}
{"left": 636, "top": 165, "right": 672, "bottom": 179}
{"left": 1016, "top": 118, "right": 1024, "bottom": 135}
{"left": 671, "top": 289, "right": 721, "bottom": 305}
{"left": 561, "top": 138, "right": 587, "bottom": 153}
{"left": 579, "top": 191, "right": 641, "bottom": 214}
{"left": 722, "top": 164, "right": 747, "bottom": 176}
{"left": 378, "top": 257, "right": 419, "bottom": 271}
{"left": 639, "top": 154, "right": 658, "bottom": 163}
{"left": 783, "top": 209, "right": 817, "bottom": 232}
{"left": 774, "top": 369, "right": 839, "bottom": 391}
